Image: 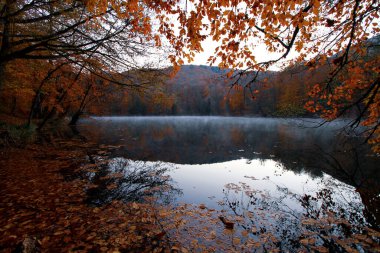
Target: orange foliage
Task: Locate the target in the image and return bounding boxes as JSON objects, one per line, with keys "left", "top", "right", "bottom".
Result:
{"left": 149, "top": 0, "right": 379, "bottom": 151}
{"left": 1, "top": 0, "right": 379, "bottom": 148}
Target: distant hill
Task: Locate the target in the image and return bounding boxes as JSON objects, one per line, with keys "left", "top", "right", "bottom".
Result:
{"left": 89, "top": 35, "right": 380, "bottom": 117}
{"left": 167, "top": 65, "right": 230, "bottom": 87}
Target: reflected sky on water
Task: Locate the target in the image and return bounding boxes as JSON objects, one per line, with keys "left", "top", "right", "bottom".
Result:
{"left": 77, "top": 116, "right": 379, "bottom": 226}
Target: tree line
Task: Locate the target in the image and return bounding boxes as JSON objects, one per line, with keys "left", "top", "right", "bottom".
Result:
{"left": 1, "top": 0, "right": 379, "bottom": 150}
{"left": 93, "top": 39, "right": 379, "bottom": 118}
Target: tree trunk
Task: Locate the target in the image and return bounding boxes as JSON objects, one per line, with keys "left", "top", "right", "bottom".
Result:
{"left": 37, "top": 107, "right": 56, "bottom": 131}
{"left": 0, "top": 0, "right": 13, "bottom": 93}
{"left": 69, "top": 83, "right": 92, "bottom": 125}
{"left": 27, "top": 62, "right": 70, "bottom": 127}
{"left": 27, "top": 90, "right": 41, "bottom": 127}
{"left": 0, "top": 19, "right": 10, "bottom": 92}
{"left": 0, "top": 61, "right": 7, "bottom": 93}
{"left": 37, "top": 67, "right": 85, "bottom": 130}
{"left": 11, "top": 96, "right": 16, "bottom": 115}
{"left": 69, "top": 111, "right": 82, "bottom": 126}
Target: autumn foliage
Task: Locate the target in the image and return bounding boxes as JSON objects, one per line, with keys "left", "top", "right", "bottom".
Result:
{"left": 1, "top": 1, "right": 380, "bottom": 252}
{"left": 161, "top": 0, "right": 380, "bottom": 151}
{"left": 1, "top": 0, "right": 379, "bottom": 150}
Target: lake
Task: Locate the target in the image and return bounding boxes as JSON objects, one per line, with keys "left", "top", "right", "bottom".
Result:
{"left": 76, "top": 116, "right": 380, "bottom": 250}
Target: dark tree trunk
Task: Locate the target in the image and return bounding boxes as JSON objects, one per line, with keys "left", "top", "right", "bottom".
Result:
{"left": 11, "top": 96, "right": 16, "bottom": 115}
{"left": 37, "top": 107, "right": 56, "bottom": 131}
{"left": 27, "top": 90, "right": 42, "bottom": 127}
{"left": 0, "top": 61, "right": 7, "bottom": 93}
{"left": 0, "top": 1, "right": 13, "bottom": 93}
{"left": 27, "top": 62, "right": 70, "bottom": 127}
{"left": 69, "top": 111, "right": 82, "bottom": 126}
{"left": 69, "top": 83, "right": 92, "bottom": 125}
{"left": 37, "top": 67, "right": 84, "bottom": 130}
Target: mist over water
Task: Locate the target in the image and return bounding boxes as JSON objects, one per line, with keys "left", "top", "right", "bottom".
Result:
{"left": 80, "top": 116, "right": 356, "bottom": 164}
{"left": 78, "top": 116, "right": 380, "bottom": 227}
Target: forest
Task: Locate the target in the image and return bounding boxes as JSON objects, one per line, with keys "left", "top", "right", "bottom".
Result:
{"left": 1, "top": 0, "right": 380, "bottom": 252}
{"left": 96, "top": 38, "right": 380, "bottom": 117}
{"left": 3, "top": 36, "right": 380, "bottom": 125}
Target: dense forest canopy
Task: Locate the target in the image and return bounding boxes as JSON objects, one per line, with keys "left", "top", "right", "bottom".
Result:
{"left": 0, "top": 0, "right": 379, "bottom": 150}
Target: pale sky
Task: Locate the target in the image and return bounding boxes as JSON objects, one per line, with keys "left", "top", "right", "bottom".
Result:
{"left": 177, "top": 0, "right": 298, "bottom": 70}
{"left": 147, "top": 0, "right": 379, "bottom": 71}
{"left": 186, "top": 37, "right": 292, "bottom": 71}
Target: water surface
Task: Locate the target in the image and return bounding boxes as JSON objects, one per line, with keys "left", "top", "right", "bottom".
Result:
{"left": 77, "top": 116, "right": 380, "bottom": 229}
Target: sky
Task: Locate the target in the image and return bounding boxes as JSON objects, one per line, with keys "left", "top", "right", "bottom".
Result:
{"left": 176, "top": 0, "right": 297, "bottom": 70}
{"left": 172, "top": 6, "right": 297, "bottom": 70}
{"left": 186, "top": 37, "right": 292, "bottom": 71}
{"left": 143, "top": 0, "right": 379, "bottom": 71}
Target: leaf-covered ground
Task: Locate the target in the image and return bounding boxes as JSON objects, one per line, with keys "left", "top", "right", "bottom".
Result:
{"left": 0, "top": 139, "right": 172, "bottom": 252}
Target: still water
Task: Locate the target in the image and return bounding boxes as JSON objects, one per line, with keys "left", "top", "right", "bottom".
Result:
{"left": 77, "top": 116, "right": 380, "bottom": 229}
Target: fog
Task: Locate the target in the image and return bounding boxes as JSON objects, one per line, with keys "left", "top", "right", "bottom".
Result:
{"left": 78, "top": 116, "right": 378, "bottom": 186}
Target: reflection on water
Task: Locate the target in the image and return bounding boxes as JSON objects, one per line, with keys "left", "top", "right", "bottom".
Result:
{"left": 77, "top": 116, "right": 380, "bottom": 230}
{"left": 83, "top": 157, "right": 181, "bottom": 206}
{"left": 216, "top": 179, "right": 379, "bottom": 252}
{"left": 169, "top": 159, "right": 361, "bottom": 211}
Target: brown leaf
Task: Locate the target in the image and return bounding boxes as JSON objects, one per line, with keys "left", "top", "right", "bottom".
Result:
{"left": 219, "top": 216, "right": 234, "bottom": 229}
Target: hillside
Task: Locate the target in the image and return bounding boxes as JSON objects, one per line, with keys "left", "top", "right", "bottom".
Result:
{"left": 73, "top": 35, "right": 379, "bottom": 117}
{"left": 88, "top": 64, "right": 312, "bottom": 117}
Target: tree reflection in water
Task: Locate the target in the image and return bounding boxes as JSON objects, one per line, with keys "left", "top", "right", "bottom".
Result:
{"left": 314, "top": 143, "right": 380, "bottom": 231}
{"left": 220, "top": 181, "right": 380, "bottom": 252}
{"left": 76, "top": 118, "right": 380, "bottom": 251}
{"left": 219, "top": 148, "right": 380, "bottom": 252}
{"left": 84, "top": 157, "right": 182, "bottom": 206}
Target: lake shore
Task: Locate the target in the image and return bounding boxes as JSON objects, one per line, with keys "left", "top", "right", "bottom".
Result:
{"left": 0, "top": 138, "right": 174, "bottom": 253}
